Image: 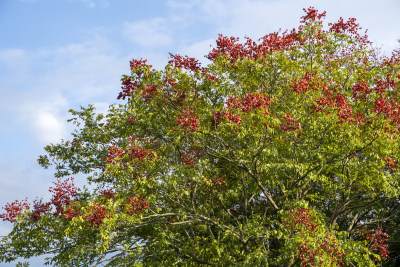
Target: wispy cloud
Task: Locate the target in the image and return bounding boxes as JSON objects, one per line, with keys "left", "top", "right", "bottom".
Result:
{"left": 66, "top": 0, "right": 110, "bottom": 8}
{"left": 166, "top": 0, "right": 400, "bottom": 54}
{"left": 123, "top": 18, "right": 174, "bottom": 48}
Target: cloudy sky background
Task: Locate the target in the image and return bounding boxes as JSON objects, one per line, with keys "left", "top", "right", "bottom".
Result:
{"left": 1, "top": 0, "right": 399, "bottom": 265}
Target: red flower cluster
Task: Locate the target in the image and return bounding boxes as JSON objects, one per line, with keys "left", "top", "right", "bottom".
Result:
{"left": 365, "top": 227, "right": 390, "bottom": 261}
{"left": 171, "top": 89, "right": 187, "bottom": 106}
{"left": 175, "top": 108, "right": 200, "bottom": 132}
{"left": 118, "top": 58, "right": 153, "bottom": 100}
{"left": 280, "top": 113, "right": 300, "bottom": 132}
{"left": 210, "top": 111, "right": 224, "bottom": 127}
{"left": 210, "top": 110, "right": 243, "bottom": 127}
{"left": 105, "top": 138, "right": 155, "bottom": 169}
{"left": 126, "top": 195, "right": 149, "bottom": 216}
{"left": 0, "top": 198, "right": 30, "bottom": 223}
{"left": 297, "top": 232, "right": 345, "bottom": 266}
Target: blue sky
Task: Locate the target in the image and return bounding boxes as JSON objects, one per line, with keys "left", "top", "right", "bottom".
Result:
{"left": 1, "top": 0, "right": 399, "bottom": 265}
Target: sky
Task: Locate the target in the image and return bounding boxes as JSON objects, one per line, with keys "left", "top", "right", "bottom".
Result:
{"left": 0, "top": 0, "right": 399, "bottom": 265}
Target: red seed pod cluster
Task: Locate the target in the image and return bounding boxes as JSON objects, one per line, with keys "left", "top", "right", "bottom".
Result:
{"left": 127, "top": 137, "right": 155, "bottom": 164}
{"left": 223, "top": 110, "right": 242, "bottom": 125}
{"left": 226, "top": 93, "right": 273, "bottom": 113}
{"left": 283, "top": 207, "right": 346, "bottom": 266}
{"left": 175, "top": 108, "right": 200, "bottom": 132}
{"left": 300, "top": 7, "right": 326, "bottom": 23}
{"left": 384, "top": 156, "right": 398, "bottom": 172}
{"left": 167, "top": 54, "right": 219, "bottom": 82}
{"left": 104, "top": 138, "right": 156, "bottom": 169}
{"left": 280, "top": 113, "right": 300, "bottom": 132}
{"left": 127, "top": 116, "right": 135, "bottom": 125}
{"left": 206, "top": 30, "right": 300, "bottom": 63}
{"left": 373, "top": 97, "right": 400, "bottom": 128}
{"left": 351, "top": 80, "right": 372, "bottom": 100}
{"left": 210, "top": 111, "right": 224, "bottom": 127}
{"left": 182, "top": 146, "right": 204, "bottom": 168}
{"left": 290, "top": 72, "right": 328, "bottom": 94}
{"left": 126, "top": 195, "right": 149, "bottom": 216}
{"left": 82, "top": 203, "right": 110, "bottom": 228}
{"left": 204, "top": 176, "right": 227, "bottom": 191}
{"left": 30, "top": 199, "right": 52, "bottom": 221}
{"left": 128, "top": 144, "right": 154, "bottom": 163}
{"left": 130, "top": 58, "right": 152, "bottom": 76}
{"left": 105, "top": 143, "right": 125, "bottom": 164}
{"left": 0, "top": 198, "right": 30, "bottom": 223}
{"left": 162, "top": 76, "right": 188, "bottom": 106}
{"left": 141, "top": 85, "right": 157, "bottom": 102}
{"left": 313, "top": 91, "right": 354, "bottom": 124}
{"left": 118, "top": 58, "right": 152, "bottom": 100}
{"left": 328, "top": 17, "right": 361, "bottom": 35}
{"left": 168, "top": 53, "right": 203, "bottom": 73}
{"left": 118, "top": 78, "right": 140, "bottom": 100}
{"left": 374, "top": 74, "right": 397, "bottom": 95}
{"left": 284, "top": 207, "right": 318, "bottom": 233}
{"left": 49, "top": 177, "right": 77, "bottom": 216}
{"left": 1, "top": 178, "right": 77, "bottom": 222}
{"left": 365, "top": 227, "right": 390, "bottom": 261}
{"left": 99, "top": 189, "right": 115, "bottom": 199}
{"left": 63, "top": 204, "right": 80, "bottom": 221}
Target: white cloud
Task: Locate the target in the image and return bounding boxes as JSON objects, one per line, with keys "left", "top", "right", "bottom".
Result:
{"left": 123, "top": 18, "right": 174, "bottom": 48}
{"left": 35, "top": 108, "right": 67, "bottom": 144}
{"left": 0, "top": 35, "right": 128, "bottom": 145}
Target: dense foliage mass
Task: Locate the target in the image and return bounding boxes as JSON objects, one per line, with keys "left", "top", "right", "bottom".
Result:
{"left": 1, "top": 8, "right": 400, "bottom": 266}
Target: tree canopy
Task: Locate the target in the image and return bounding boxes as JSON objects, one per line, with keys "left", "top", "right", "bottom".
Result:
{"left": 1, "top": 7, "right": 400, "bottom": 266}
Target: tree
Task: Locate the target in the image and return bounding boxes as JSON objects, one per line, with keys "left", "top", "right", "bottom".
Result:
{"left": 1, "top": 7, "right": 400, "bottom": 266}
